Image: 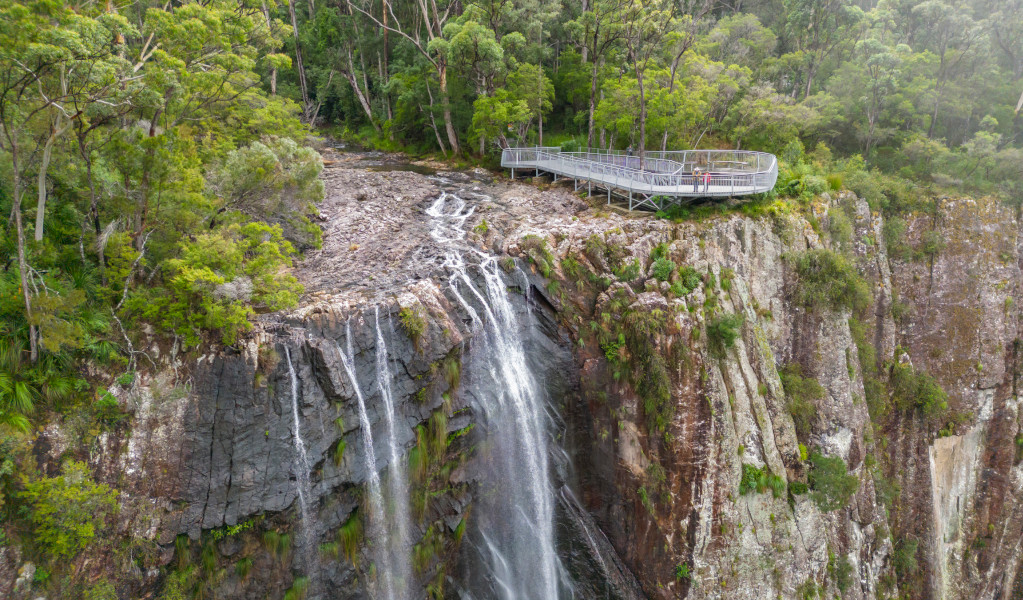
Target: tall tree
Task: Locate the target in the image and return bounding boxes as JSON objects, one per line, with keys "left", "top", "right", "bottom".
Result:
{"left": 782, "top": 0, "right": 862, "bottom": 98}
{"left": 349, "top": 0, "right": 462, "bottom": 152}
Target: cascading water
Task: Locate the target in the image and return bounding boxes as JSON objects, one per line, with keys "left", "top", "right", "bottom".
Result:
{"left": 284, "top": 348, "right": 315, "bottom": 555}
{"left": 373, "top": 306, "right": 412, "bottom": 598}
{"left": 336, "top": 326, "right": 397, "bottom": 600}
{"left": 427, "top": 192, "right": 567, "bottom": 599}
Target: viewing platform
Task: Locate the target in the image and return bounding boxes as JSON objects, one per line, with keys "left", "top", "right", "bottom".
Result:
{"left": 501, "top": 146, "right": 778, "bottom": 210}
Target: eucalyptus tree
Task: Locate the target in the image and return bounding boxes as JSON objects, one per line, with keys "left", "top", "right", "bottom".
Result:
{"left": 857, "top": 38, "right": 906, "bottom": 156}
{"left": 619, "top": 0, "right": 681, "bottom": 162}
{"left": 911, "top": 0, "right": 982, "bottom": 138}
{"left": 781, "top": 0, "right": 863, "bottom": 98}
{"left": 349, "top": 0, "right": 463, "bottom": 153}
{"left": 0, "top": 0, "right": 138, "bottom": 361}
{"left": 566, "top": 0, "right": 630, "bottom": 147}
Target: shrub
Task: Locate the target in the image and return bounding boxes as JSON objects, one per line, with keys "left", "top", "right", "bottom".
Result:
{"left": 827, "top": 208, "right": 853, "bottom": 252}
{"left": 739, "top": 463, "right": 762, "bottom": 495}
{"left": 844, "top": 169, "right": 885, "bottom": 209}
{"left": 918, "top": 229, "right": 945, "bottom": 259}
{"left": 791, "top": 249, "right": 871, "bottom": 314}
{"left": 890, "top": 362, "right": 948, "bottom": 416}
{"left": 129, "top": 222, "right": 303, "bottom": 346}
{"left": 789, "top": 481, "right": 808, "bottom": 495}
{"left": 826, "top": 174, "right": 843, "bottom": 191}
{"left": 801, "top": 175, "right": 830, "bottom": 196}
{"left": 680, "top": 266, "right": 702, "bottom": 290}
{"left": 21, "top": 460, "right": 117, "bottom": 561}
{"left": 779, "top": 363, "right": 824, "bottom": 440}
{"left": 399, "top": 305, "right": 427, "bottom": 349}
{"left": 893, "top": 538, "right": 918, "bottom": 580}
{"left": 613, "top": 259, "right": 642, "bottom": 281}
{"left": 808, "top": 452, "right": 859, "bottom": 512}
{"left": 707, "top": 314, "right": 744, "bottom": 357}
{"left": 883, "top": 216, "right": 912, "bottom": 261}
{"left": 651, "top": 257, "right": 676, "bottom": 282}
{"left": 739, "top": 463, "right": 786, "bottom": 498}
{"left": 831, "top": 553, "right": 853, "bottom": 592}
{"left": 675, "top": 562, "right": 692, "bottom": 581}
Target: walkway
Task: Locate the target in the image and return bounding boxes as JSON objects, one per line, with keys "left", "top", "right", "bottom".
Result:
{"left": 501, "top": 147, "right": 778, "bottom": 210}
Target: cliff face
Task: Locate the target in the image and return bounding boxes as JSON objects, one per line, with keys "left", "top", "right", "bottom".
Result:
{"left": 15, "top": 153, "right": 1023, "bottom": 600}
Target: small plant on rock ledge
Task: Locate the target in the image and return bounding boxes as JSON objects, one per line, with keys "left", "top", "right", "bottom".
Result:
{"left": 808, "top": 452, "right": 859, "bottom": 512}
{"left": 675, "top": 562, "right": 692, "bottom": 581}
{"left": 779, "top": 363, "right": 824, "bottom": 441}
{"left": 707, "top": 314, "right": 744, "bottom": 358}
{"left": 400, "top": 305, "right": 427, "bottom": 350}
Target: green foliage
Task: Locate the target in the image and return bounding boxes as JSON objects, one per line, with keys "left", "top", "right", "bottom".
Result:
{"left": 651, "top": 257, "right": 676, "bottom": 282}
{"left": 893, "top": 538, "right": 919, "bottom": 580}
{"left": 739, "top": 463, "right": 786, "bottom": 498}
{"left": 791, "top": 249, "right": 871, "bottom": 314}
{"left": 338, "top": 510, "right": 364, "bottom": 566}
{"left": 808, "top": 452, "right": 859, "bottom": 512}
{"left": 677, "top": 267, "right": 703, "bottom": 296}
{"left": 84, "top": 580, "right": 117, "bottom": 600}
{"left": 234, "top": 557, "right": 253, "bottom": 579}
{"left": 675, "top": 562, "right": 691, "bottom": 581}
{"left": 827, "top": 207, "right": 854, "bottom": 253}
{"left": 890, "top": 360, "right": 948, "bottom": 417}
{"left": 613, "top": 259, "right": 642, "bottom": 281}
{"left": 332, "top": 439, "right": 347, "bottom": 466}
{"left": 779, "top": 363, "right": 824, "bottom": 440}
{"left": 283, "top": 576, "right": 310, "bottom": 600}
{"left": 796, "top": 578, "right": 818, "bottom": 600}
{"left": 829, "top": 552, "right": 853, "bottom": 592}
{"left": 521, "top": 234, "right": 556, "bottom": 278}
{"left": 707, "top": 314, "right": 744, "bottom": 358}
{"left": 400, "top": 305, "right": 428, "bottom": 350}
{"left": 20, "top": 460, "right": 117, "bottom": 561}
{"left": 130, "top": 222, "right": 303, "bottom": 346}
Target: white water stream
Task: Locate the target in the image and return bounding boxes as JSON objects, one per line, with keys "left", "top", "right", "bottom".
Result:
{"left": 284, "top": 348, "right": 314, "bottom": 555}
{"left": 374, "top": 306, "right": 412, "bottom": 599}
{"left": 337, "top": 326, "right": 397, "bottom": 600}
{"left": 427, "top": 192, "right": 565, "bottom": 599}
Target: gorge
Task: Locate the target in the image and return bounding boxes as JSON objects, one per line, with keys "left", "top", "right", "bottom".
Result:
{"left": 5, "top": 148, "right": 1023, "bottom": 600}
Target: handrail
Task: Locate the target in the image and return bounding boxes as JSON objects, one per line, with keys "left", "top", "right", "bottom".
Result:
{"left": 499, "top": 146, "right": 778, "bottom": 199}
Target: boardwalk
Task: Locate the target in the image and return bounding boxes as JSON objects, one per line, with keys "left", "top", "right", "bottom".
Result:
{"left": 501, "top": 147, "right": 778, "bottom": 210}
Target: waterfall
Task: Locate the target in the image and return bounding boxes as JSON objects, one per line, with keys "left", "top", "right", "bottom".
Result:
{"left": 374, "top": 306, "right": 412, "bottom": 598}
{"left": 427, "top": 192, "right": 566, "bottom": 600}
{"left": 284, "top": 348, "right": 314, "bottom": 549}
{"left": 337, "top": 325, "right": 396, "bottom": 600}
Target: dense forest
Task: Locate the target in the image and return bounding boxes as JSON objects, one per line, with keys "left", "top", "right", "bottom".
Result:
{"left": 0, "top": 0, "right": 1022, "bottom": 595}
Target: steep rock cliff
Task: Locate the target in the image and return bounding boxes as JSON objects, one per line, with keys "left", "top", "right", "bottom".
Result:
{"left": 18, "top": 153, "right": 1023, "bottom": 600}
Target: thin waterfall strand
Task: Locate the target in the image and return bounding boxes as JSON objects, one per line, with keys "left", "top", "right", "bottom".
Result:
{"left": 337, "top": 325, "right": 396, "bottom": 600}
{"left": 374, "top": 306, "right": 412, "bottom": 599}
{"left": 284, "top": 348, "right": 314, "bottom": 555}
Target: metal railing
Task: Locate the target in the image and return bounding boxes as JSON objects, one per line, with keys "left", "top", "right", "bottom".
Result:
{"left": 500, "top": 146, "right": 778, "bottom": 200}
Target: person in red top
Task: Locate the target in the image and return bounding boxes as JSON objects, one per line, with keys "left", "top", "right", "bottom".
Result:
{"left": 703, "top": 170, "right": 711, "bottom": 192}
